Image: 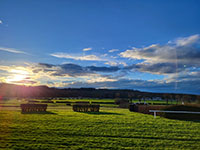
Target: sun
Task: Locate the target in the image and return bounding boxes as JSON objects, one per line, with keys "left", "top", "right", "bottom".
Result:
{"left": 6, "top": 69, "right": 29, "bottom": 83}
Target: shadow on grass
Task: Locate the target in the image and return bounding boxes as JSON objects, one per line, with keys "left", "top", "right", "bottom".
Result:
{"left": 163, "top": 114, "right": 200, "bottom": 123}
{"left": 81, "top": 111, "right": 123, "bottom": 115}
{"left": 21, "top": 111, "right": 57, "bottom": 115}
{"left": 166, "top": 118, "right": 200, "bottom": 123}
{"left": 58, "top": 133, "right": 200, "bottom": 142}
{"left": 162, "top": 105, "right": 200, "bottom": 123}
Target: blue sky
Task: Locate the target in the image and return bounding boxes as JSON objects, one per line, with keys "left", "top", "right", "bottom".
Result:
{"left": 0, "top": 0, "right": 200, "bottom": 94}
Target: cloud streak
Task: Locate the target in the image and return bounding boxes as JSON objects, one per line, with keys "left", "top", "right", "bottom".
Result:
{"left": 51, "top": 53, "right": 103, "bottom": 61}
{"left": 109, "top": 49, "right": 119, "bottom": 53}
{"left": 0, "top": 47, "right": 28, "bottom": 54}
{"left": 83, "top": 47, "right": 92, "bottom": 51}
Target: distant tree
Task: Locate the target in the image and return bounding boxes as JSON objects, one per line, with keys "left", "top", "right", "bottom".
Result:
{"left": 128, "top": 92, "right": 135, "bottom": 103}
{"left": 185, "top": 95, "right": 191, "bottom": 103}
{"left": 175, "top": 95, "right": 181, "bottom": 105}
{"left": 164, "top": 93, "right": 170, "bottom": 105}
{"left": 181, "top": 95, "right": 191, "bottom": 104}
{"left": 196, "top": 95, "right": 200, "bottom": 104}
{"left": 137, "top": 95, "right": 143, "bottom": 103}
{"left": 115, "top": 93, "right": 120, "bottom": 98}
{"left": 169, "top": 94, "right": 175, "bottom": 104}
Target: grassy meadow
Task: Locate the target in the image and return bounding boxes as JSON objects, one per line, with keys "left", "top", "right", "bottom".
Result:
{"left": 0, "top": 99, "right": 200, "bottom": 150}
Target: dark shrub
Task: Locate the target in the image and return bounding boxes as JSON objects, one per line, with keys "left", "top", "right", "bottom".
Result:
{"left": 115, "top": 99, "right": 129, "bottom": 105}
{"left": 162, "top": 105, "right": 200, "bottom": 120}
{"left": 41, "top": 100, "right": 54, "bottom": 103}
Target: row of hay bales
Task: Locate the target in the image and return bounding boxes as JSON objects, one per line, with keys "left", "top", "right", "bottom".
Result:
{"left": 72, "top": 101, "right": 100, "bottom": 112}
{"left": 20, "top": 104, "right": 47, "bottom": 112}
{"left": 20, "top": 101, "right": 100, "bottom": 113}
{"left": 72, "top": 104, "right": 100, "bottom": 112}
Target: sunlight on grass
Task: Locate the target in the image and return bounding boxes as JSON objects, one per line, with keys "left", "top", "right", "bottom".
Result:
{"left": 0, "top": 100, "right": 200, "bottom": 149}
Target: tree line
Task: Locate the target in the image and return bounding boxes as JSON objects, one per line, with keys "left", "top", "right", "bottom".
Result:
{"left": 0, "top": 83, "right": 199, "bottom": 104}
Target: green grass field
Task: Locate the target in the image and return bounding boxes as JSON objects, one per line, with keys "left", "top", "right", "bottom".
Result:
{"left": 0, "top": 100, "right": 200, "bottom": 150}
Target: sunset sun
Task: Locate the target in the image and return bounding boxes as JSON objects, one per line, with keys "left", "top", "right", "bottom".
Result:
{"left": 6, "top": 69, "right": 29, "bottom": 83}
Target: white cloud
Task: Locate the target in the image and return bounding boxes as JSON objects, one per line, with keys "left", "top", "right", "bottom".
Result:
{"left": 110, "top": 56, "right": 117, "bottom": 59}
{"left": 51, "top": 53, "right": 103, "bottom": 61}
{"left": 0, "top": 20, "right": 3, "bottom": 24}
{"left": 101, "top": 53, "right": 108, "bottom": 57}
{"left": 86, "top": 75, "right": 117, "bottom": 83}
{"left": 175, "top": 34, "right": 200, "bottom": 46}
{"left": 109, "top": 49, "right": 119, "bottom": 53}
{"left": 78, "top": 55, "right": 101, "bottom": 61}
{"left": 105, "top": 61, "right": 127, "bottom": 66}
{"left": 0, "top": 47, "right": 27, "bottom": 54}
{"left": 120, "top": 34, "right": 200, "bottom": 65}
{"left": 83, "top": 47, "right": 92, "bottom": 51}
{"left": 105, "top": 61, "right": 118, "bottom": 66}
{"left": 120, "top": 34, "right": 200, "bottom": 75}
{"left": 119, "top": 62, "right": 127, "bottom": 66}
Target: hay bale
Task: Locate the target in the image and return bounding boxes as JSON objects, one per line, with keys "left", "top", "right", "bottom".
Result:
{"left": 20, "top": 104, "right": 47, "bottom": 112}
{"left": 72, "top": 104, "right": 100, "bottom": 112}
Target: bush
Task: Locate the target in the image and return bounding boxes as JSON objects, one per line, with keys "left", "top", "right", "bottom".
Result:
{"left": 55, "top": 101, "right": 71, "bottom": 103}
{"left": 115, "top": 99, "right": 129, "bottom": 105}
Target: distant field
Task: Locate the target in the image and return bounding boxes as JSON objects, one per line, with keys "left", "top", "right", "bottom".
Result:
{"left": 50, "top": 98, "right": 179, "bottom": 105}
{"left": 0, "top": 98, "right": 180, "bottom": 107}
{"left": 0, "top": 100, "right": 200, "bottom": 149}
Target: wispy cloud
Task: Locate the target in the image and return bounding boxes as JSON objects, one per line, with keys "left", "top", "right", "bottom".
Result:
{"left": 0, "top": 47, "right": 28, "bottom": 54}
{"left": 108, "top": 49, "right": 119, "bottom": 53}
{"left": 51, "top": 53, "right": 103, "bottom": 61}
{"left": 0, "top": 20, "right": 3, "bottom": 24}
{"left": 83, "top": 47, "right": 92, "bottom": 51}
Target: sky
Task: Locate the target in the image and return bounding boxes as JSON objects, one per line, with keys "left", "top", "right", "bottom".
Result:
{"left": 0, "top": 0, "right": 200, "bottom": 94}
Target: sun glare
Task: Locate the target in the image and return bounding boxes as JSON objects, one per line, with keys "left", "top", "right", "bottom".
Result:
{"left": 6, "top": 69, "right": 29, "bottom": 83}
{"left": 10, "top": 69, "right": 29, "bottom": 75}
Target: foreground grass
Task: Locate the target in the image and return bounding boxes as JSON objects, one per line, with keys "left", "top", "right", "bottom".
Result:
{"left": 0, "top": 105, "right": 200, "bottom": 150}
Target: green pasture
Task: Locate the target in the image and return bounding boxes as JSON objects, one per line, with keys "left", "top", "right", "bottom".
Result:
{"left": 53, "top": 99, "right": 180, "bottom": 105}
{"left": 52, "top": 98, "right": 175, "bottom": 104}
{"left": 53, "top": 99, "right": 115, "bottom": 103}
{"left": 0, "top": 98, "right": 179, "bottom": 107}
{"left": 50, "top": 98, "right": 178, "bottom": 106}
{"left": 0, "top": 100, "right": 200, "bottom": 150}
